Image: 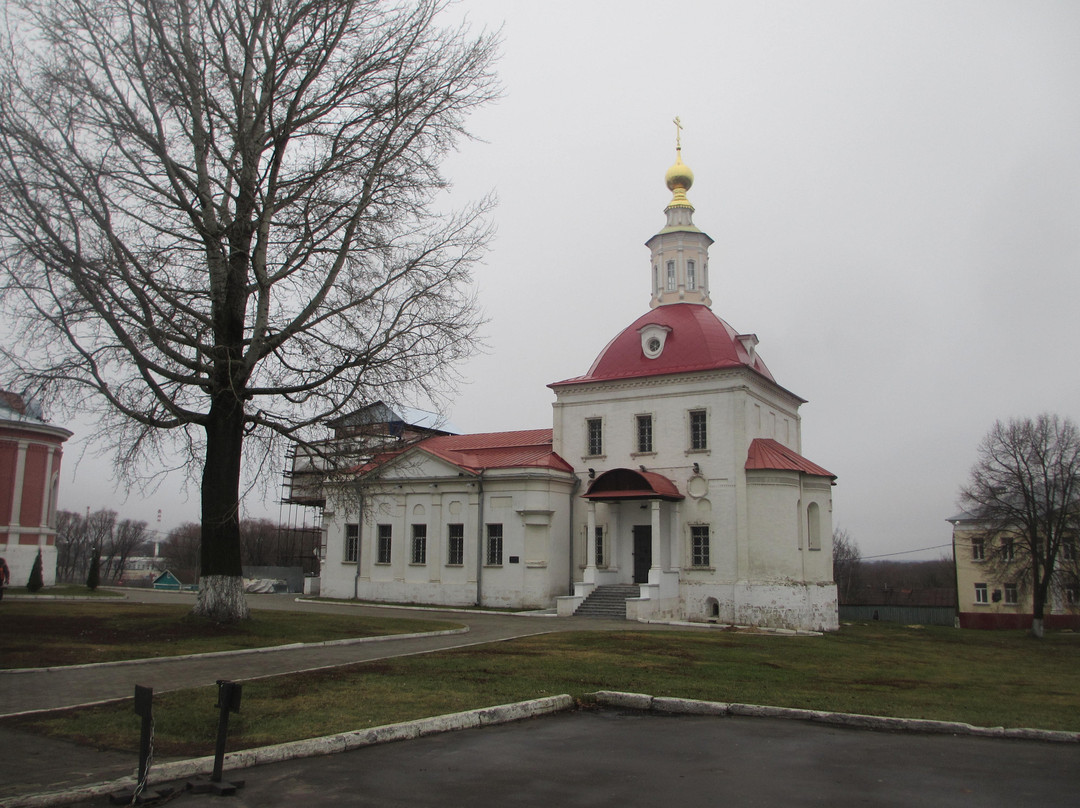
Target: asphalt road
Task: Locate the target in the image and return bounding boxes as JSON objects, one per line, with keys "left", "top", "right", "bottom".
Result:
{"left": 69, "top": 709, "right": 1080, "bottom": 808}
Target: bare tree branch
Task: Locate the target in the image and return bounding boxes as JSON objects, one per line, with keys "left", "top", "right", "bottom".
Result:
{"left": 0, "top": 0, "right": 499, "bottom": 620}
{"left": 959, "top": 414, "right": 1080, "bottom": 637}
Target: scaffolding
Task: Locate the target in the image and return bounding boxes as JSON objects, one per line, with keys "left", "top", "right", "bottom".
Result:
{"left": 276, "top": 402, "right": 457, "bottom": 576}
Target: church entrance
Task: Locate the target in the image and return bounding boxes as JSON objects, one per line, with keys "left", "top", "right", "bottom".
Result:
{"left": 632, "top": 525, "right": 652, "bottom": 584}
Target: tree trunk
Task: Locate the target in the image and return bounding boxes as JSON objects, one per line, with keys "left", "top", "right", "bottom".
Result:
{"left": 1030, "top": 564, "right": 1048, "bottom": 639}
{"left": 192, "top": 392, "right": 250, "bottom": 621}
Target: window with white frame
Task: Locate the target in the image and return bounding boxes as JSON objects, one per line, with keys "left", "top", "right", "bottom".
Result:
{"left": 636, "top": 414, "right": 653, "bottom": 454}
{"left": 687, "top": 260, "right": 696, "bottom": 290}
{"left": 971, "top": 538, "right": 985, "bottom": 561}
{"left": 447, "top": 523, "right": 464, "bottom": 566}
{"left": 411, "top": 524, "right": 427, "bottom": 564}
{"left": 691, "top": 525, "right": 710, "bottom": 567}
{"left": 666, "top": 260, "right": 676, "bottom": 291}
{"left": 689, "top": 409, "right": 707, "bottom": 451}
{"left": 1065, "top": 584, "right": 1079, "bottom": 606}
{"left": 974, "top": 582, "right": 988, "bottom": 604}
{"left": 1004, "top": 583, "right": 1018, "bottom": 605}
{"left": 586, "top": 418, "right": 603, "bottom": 456}
{"left": 1063, "top": 541, "right": 1077, "bottom": 562}
{"left": 376, "top": 524, "right": 392, "bottom": 564}
{"left": 486, "top": 523, "right": 503, "bottom": 566}
{"left": 344, "top": 523, "right": 359, "bottom": 563}
{"left": 595, "top": 526, "right": 605, "bottom": 567}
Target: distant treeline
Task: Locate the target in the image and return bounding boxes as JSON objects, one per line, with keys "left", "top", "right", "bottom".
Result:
{"left": 55, "top": 510, "right": 320, "bottom": 585}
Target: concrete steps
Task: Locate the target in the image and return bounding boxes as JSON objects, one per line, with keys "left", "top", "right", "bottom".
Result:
{"left": 573, "top": 584, "right": 639, "bottom": 619}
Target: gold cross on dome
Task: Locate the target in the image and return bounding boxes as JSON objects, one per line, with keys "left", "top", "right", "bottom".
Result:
{"left": 673, "top": 116, "right": 683, "bottom": 149}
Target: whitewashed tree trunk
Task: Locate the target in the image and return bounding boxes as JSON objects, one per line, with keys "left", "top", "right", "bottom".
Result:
{"left": 193, "top": 575, "right": 250, "bottom": 622}
{"left": 1030, "top": 617, "right": 1044, "bottom": 638}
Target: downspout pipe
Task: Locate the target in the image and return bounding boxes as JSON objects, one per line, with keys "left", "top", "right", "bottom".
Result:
{"left": 569, "top": 475, "right": 581, "bottom": 594}
{"left": 354, "top": 487, "right": 363, "bottom": 601}
{"left": 475, "top": 470, "right": 485, "bottom": 607}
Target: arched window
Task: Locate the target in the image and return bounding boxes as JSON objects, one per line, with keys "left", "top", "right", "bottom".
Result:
{"left": 807, "top": 502, "right": 821, "bottom": 550}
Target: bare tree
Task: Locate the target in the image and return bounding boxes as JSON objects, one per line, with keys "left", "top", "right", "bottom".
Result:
{"left": 54, "top": 509, "right": 87, "bottom": 583}
{"left": 960, "top": 414, "right": 1080, "bottom": 637}
{"left": 831, "top": 526, "right": 861, "bottom": 604}
{"left": 239, "top": 518, "right": 319, "bottom": 570}
{"left": 0, "top": 1, "right": 498, "bottom": 620}
{"left": 105, "top": 518, "right": 150, "bottom": 582}
{"left": 84, "top": 509, "right": 118, "bottom": 565}
{"left": 54, "top": 508, "right": 117, "bottom": 582}
{"left": 162, "top": 521, "right": 202, "bottom": 583}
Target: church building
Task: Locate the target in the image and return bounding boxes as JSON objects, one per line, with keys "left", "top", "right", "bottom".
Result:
{"left": 317, "top": 139, "right": 838, "bottom": 631}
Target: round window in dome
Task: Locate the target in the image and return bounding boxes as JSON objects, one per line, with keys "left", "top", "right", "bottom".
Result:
{"left": 639, "top": 324, "right": 671, "bottom": 359}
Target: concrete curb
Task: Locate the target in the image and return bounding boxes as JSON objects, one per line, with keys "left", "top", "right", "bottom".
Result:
{"left": 590, "top": 690, "right": 1080, "bottom": 744}
{"left": 292, "top": 596, "right": 558, "bottom": 618}
{"left": 1, "top": 626, "right": 470, "bottom": 675}
{"left": 637, "top": 619, "right": 823, "bottom": 636}
{"left": 3, "top": 695, "right": 576, "bottom": 808}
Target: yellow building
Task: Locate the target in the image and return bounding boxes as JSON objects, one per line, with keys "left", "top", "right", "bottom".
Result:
{"left": 949, "top": 514, "right": 1079, "bottom": 629}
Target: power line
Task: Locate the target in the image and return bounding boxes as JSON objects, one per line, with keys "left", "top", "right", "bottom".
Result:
{"left": 861, "top": 543, "right": 952, "bottom": 560}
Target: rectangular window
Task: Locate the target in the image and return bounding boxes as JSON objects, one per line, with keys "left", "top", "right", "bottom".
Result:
{"left": 486, "top": 523, "right": 503, "bottom": 566}
{"left": 1066, "top": 585, "right": 1079, "bottom": 606}
{"left": 1004, "top": 583, "right": 1018, "bottom": 605}
{"left": 636, "top": 414, "right": 653, "bottom": 453}
{"left": 974, "top": 582, "right": 988, "bottom": 604}
{"left": 1001, "top": 538, "right": 1016, "bottom": 562}
{"left": 377, "top": 524, "right": 392, "bottom": 564}
{"left": 1063, "top": 542, "right": 1077, "bottom": 562}
{"left": 344, "top": 523, "right": 359, "bottom": 563}
{"left": 411, "top": 524, "right": 427, "bottom": 565}
{"left": 971, "top": 538, "right": 985, "bottom": 561}
{"left": 691, "top": 525, "right": 710, "bottom": 567}
{"left": 595, "top": 526, "right": 605, "bottom": 567}
{"left": 447, "top": 523, "right": 464, "bottom": 566}
{"left": 666, "top": 260, "right": 676, "bottom": 291}
{"left": 587, "top": 418, "right": 603, "bottom": 456}
{"left": 689, "top": 410, "right": 708, "bottom": 451}
{"left": 687, "top": 260, "right": 696, "bottom": 290}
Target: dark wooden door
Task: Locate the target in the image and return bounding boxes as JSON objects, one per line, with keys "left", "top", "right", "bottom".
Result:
{"left": 632, "top": 525, "right": 651, "bottom": 583}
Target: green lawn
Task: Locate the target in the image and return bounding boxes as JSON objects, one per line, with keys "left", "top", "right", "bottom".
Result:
{"left": 0, "top": 601, "right": 461, "bottom": 668}
{"left": 5, "top": 621, "right": 1078, "bottom": 756}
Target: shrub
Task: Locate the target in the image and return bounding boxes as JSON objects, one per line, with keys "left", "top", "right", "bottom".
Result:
{"left": 86, "top": 548, "right": 100, "bottom": 591}
{"left": 26, "top": 550, "right": 44, "bottom": 593}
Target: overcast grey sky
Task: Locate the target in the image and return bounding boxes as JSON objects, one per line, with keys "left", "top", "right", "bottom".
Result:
{"left": 58, "top": 0, "right": 1080, "bottom": 560}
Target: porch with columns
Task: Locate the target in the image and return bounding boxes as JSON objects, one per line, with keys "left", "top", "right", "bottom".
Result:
{"left": 557, "top": 468, "right": 685, "bottom": 620}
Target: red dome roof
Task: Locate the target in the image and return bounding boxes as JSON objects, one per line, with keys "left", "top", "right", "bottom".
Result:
{"left": 551, "top": 303, "right": 774, "bottom": 386}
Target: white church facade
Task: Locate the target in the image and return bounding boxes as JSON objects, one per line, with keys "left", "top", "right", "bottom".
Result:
{"left": 316, "top": 142, "right": 838, "bottom": 631}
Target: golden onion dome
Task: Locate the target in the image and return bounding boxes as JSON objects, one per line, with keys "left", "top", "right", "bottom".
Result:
{"left": 665, "top": 149, "right": 694, "bottom": 208}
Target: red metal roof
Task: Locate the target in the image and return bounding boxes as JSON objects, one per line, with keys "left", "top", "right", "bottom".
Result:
{"left": 745, "top": 438, "right": 835, "bottom": 479}
{"left": 582, "top": 468, "right": 685, "bottom": 501}
{"left": 421, "top": 429, "right": 573, "bottom": 474}
{"left": 550, "top": 303, "right": 775, "bottom": 387}
{"left": 360, "top": 429, "right": 573, "bottom": 476}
